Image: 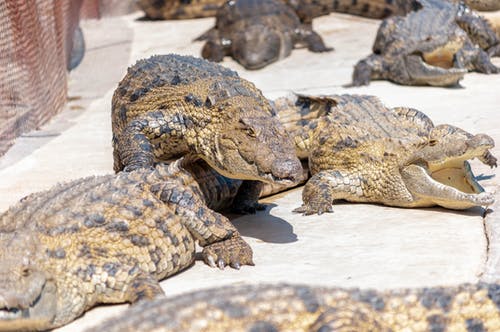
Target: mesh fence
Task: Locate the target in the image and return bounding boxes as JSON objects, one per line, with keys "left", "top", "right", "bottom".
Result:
{"left": 0, "top": 0, "right": 82, "bottom": 156}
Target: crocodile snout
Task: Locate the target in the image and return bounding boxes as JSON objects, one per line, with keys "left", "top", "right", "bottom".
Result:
{"left": 271, "top": 158, "right": 303, "bottom": 184}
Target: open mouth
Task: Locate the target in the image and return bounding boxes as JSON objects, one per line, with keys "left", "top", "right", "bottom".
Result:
{"left": 262, "top": 172, "right": 298, "bottom": 185}
{"left": 406, "top": 54, "right": 467, "bottom": 86}
{"left": 0, "top": 308, "right": 28, "bottom": 320}
{"left": 0, "top": 281, "right": 56, "bottom": 331}
{"left": 427, "top": 149, "right": 497, "bottom": 196}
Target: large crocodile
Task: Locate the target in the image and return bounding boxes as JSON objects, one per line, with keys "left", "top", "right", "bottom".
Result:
{"left": 89, "top": 283, "right": 500, "bottom": 331}
{"left": 282, "top": 94, "right": 497, "bottom": 215}
{"left": 137, "top": 0, "right": 411, "bottom": 20}
{"left": 195, "top": 0, "right": 332, "bottom": 70}
{"left": 353, "top": 0, "right": 500, "bottom": 86}
{"left": 138, "top": 0, "right": 499, "bottom": 21}
{"left": 0, "top": 160, "right": 253, "bottom": 331}
{"left": 111, "top": 54, "right": 302, "bottom": 214}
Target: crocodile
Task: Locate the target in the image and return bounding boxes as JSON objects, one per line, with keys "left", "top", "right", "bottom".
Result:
{"left": 195, "top": 0, "right": 332, "bottom": 70}
{"left": 137, "top": 0, "right": 413, "bottom": 21}
{"left": 0, "top": 160, "right": 253, "bottom": 331}
{"left": 111, "top": 54, "right": 302, "bottom": 214}
{"left": 88, "top": 283, "right": 500, "bottom": 331}
{"left": 137, "top": 0, "right": 222, "bottom": 20}
{"left": 460, "top": 0, "right": 500, "bottom": 11}
{"left": 291, "top": 94, "right": 497, "bottom": 215}
{"left": 353, "top": 0, "right": 500, "bottom": 86}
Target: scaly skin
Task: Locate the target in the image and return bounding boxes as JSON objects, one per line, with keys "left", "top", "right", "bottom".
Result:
{"left": 138, "top": 0, "right": 415, "bottom": 21}
{"left": 0, "top": 160, "right": 253, "bottom": 331}
{"left": 196, "top": 0, "right": 331, "bottom": 70}
{"left": 458, "top": 0, "right": 500, "bottom": 11}
{"left": 286, "top": 0, "right": 415, "bottom": 22}
{"left": 137, "top": 0, "right": 223, "bottom": 19}
{"left": 292, "top": 94, "right": 497, "bottom": 215}
{"left": 353, "top": 0, "right": 500, "bottom": 86}
{"left": 88, "top": 283, "right": 500, "bottom": 332}
{"left": 112, "top": 54, "right": 302, "bottom": 214}
{"left": 169, "top": 94, "right": 320, "bottom": 209}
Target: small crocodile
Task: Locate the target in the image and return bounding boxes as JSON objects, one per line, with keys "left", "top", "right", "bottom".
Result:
{"left": 112, "top": 54, "right": 302, "bottom": 214}
{"left": 0, "top": 160, "right": 253, "bottom": 331}
{"left": 353, "top": 0, "right": 500, "bottom": 86}
{"left": 195, "top": 0, "right": 331, "bottom": 70}
{"left": 290, "top": 94, "right": 497, "bottom": 215}
{"left": 88, "top": 283, "right": 500, "bottom": 331}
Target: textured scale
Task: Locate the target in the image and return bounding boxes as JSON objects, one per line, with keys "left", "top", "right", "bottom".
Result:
{"left": 88, "top": 283, "right": 500, "bottom": 332}
{"left": 0, "top": 161, "right": 253, "bottom": 330}
{"left": 197, "top": 0, "right": 331, "bottom": 70}
{"left": 290, "top": 94, "right": 496, "bottom": 214}
{"left": 137, "top": 0, "right": 411, "bottom": 21}
{"left": 353, "top": 0, "right": 500, "bottom": 86}
{"left": 112, "top": 54, "right": 303, "bottom": 214}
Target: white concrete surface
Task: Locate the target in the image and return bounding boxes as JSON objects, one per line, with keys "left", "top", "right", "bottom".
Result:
{"left": 0, "top": 12, "right": 498, "bottom": 331}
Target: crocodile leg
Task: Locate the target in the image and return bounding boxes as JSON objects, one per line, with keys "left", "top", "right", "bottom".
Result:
{"left": 401, "top": 164, "right": 495, "bottom": 209}
{"left": 231, "top": 180, "right": 267, "bottom": 214}
{"left": 151, "top": 162, "right": 254, "bottom": 268}
{"left": 456, "top": 5, "right": 500, "bottom": 56}
{"left": 113, "top": 112, "right": 188, "bottom": 172}
{"left": 352, "top": 54, "right": 385, "bottom": 86}
{"left": 294, "top": 170, "right": 364, "bottom": 215}
{"left": 199, "top": 29, "right": 227, "bottom": 63}
{"left": 296, "top": 24, "right": 333, "bottom": 52}
{"left": 455, "top": 40, "right": 500, "bottom": 74}
{"left": 124, "top": 272, "right": 165, "bottom": 303}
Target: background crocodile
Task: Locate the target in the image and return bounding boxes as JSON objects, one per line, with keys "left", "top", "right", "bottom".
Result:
{"left": 137, "top": 0, "right": 410, "bottom": 21}
{"left": 353, "top": 0, "right": 500, "bottom": 86}
{"left": 0, "top": 160, "right": 253, "bottom": 331}
{"left": 288, "top": 94, "right": 497, "bottom": 215}
{"left": 138, "top": 0, "right": 500, "bottom": 20}
{"left": 195, "top": 0, "right": 332, "bottom": 70}
{"left": 112, "top": 54, "right": 302, "bottom": 214}
{"left": 88, "top": 283, "right": 500, "bottom": 331}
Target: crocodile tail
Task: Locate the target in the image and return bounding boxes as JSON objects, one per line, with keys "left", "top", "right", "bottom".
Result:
{"left": 138, "top": 0, "right": 224, "bottom": 20}
{"left": 286, "top": 0, "right": 418, "bottom": 21}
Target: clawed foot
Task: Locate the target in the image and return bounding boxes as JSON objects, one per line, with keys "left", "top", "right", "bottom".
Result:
{"left": 293, "top": 201, "right": 334, "bottom": 215}
{"left": 231, "top": 202, "right": 267, "bottom": 215}
{"left": 352, "top": 61, "right": 372, "bottom": 86}
{"left": 202, "top": 236, "right": 254, "bottom": 270}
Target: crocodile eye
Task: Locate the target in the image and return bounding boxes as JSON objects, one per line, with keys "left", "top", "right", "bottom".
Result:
{"left": 21, "top": 267, "right": 30, "bottom": 277}
{"left": 246, "top": 128, "right": 256, "bottom": 138}
{"left": 429, "top": 139, "right": 438, "bottom": 146}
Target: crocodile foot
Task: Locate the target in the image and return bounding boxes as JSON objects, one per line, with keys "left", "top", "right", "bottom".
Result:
{"left": 231, "top": 202, "right": 267, "bottom": 215}
{"left": 202, "top": 235, "right": 254, "bottom": 269}
{"left": 293, "top": 201, "right": 334, "bottom": 216}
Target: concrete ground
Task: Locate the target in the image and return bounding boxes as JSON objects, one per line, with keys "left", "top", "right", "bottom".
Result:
{"left": 0, "top": 11, "right": 499, "bottom": 331}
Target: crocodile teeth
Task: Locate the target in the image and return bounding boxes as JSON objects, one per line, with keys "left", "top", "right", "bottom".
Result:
{"left": 0, "top": 308, "right": 23, "bottom": 320}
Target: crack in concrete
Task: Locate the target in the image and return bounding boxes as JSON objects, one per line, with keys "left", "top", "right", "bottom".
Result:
{"left": 479, "top": 206, "right": 497, "bottom": 282}
{"left": 479, "top": 209, "right": 491, "bottom": 279}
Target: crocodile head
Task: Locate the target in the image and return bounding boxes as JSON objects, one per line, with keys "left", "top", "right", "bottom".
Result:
{"left": 400, "top": 30, "right": 468, "bottom": 86}
{"left": 406, "top": 124, "right": 497, "bottom": 207}
{"left": 0, "top": 234, "right": 57, "bottom": 331}
{"left": 204, "top": 105, "right": 303, "bottom": 185}
{"left": 362, "top": 5, "right": 474, "bottom": 86}
{"left": 231, "top": 24, "right": 289, "bottom": 70}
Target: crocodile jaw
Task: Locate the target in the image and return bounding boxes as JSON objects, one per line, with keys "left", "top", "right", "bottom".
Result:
{"left": 429, "top": 160, "right": 485, "bottom": 194}
{"left": 0, "top": 281, "right": 57, "bottom": 331}
{"left": 405, "top": 54, "right": 466, "bottom": 86}
{"left": 422, "top": 39, "right": 464, "bottom": 69}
